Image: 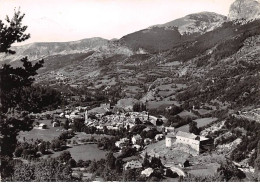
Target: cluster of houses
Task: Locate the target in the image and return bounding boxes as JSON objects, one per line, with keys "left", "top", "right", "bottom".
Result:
{"left": 85, "top": 110, "right": 165, "bottom": 132}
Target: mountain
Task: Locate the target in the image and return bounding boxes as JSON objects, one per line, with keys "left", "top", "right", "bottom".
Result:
{"left": 119, "top": 12, "right": 226, "bottom": 53}
{"left": 228, "top": 0, "right": 260, "bottom": 21}
{"left": 156, "top": 12, "right": 226, "bottom": 35}
{"left": 119, "top": 26, "right": 184, "bottom": 53}
{"left": 0, "top": 37, "right": 109, "bottom": 62}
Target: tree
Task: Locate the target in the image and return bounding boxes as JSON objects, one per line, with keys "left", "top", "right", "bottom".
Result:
{"left": 68, "top": 158, "right": 77, "bottom": 168}
{"left": 38, "top": 142, "right": 46, "bottom": 154}
{"left": 0, "top": 9, "right": 44, "bottom": 177}
{"left": 217, "top": 160, "right": 246, "bottom": 182}
{"left": 11, "top": 158, "right": 74, "bottom": 182}
{"left": 14, "top": 146, "right": 24, "bottom": 157}
{"left": 106, "top": 152, "right": 116, "bottom": 169}
{"left": 142, "top": 152, "right": 150, "bottom": 168}
{"left": 123, "top": 169, "right": 136, "bottom": 182}
{"left": 58, "top": 151, "right": 72, "bottom": 164}
{"left": 189, "top": 121, "right": 200, "bottom": 135}
{"left": 150, "top": 156, "right": 163, "bottom": 169}
{"left": 156, "top": 119, "right": 164, "bottom": 126}
{"left": 255, "top": 141, "right": 260, "bottom": 175}
{"left": 64, "top": 119, "right": 70, "bottom": 130}
{"left": 0, "top": 9, "right": 30, "bottom": 54}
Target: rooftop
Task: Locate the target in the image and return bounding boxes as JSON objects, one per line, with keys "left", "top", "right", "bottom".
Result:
{"left": 176, "top": 131, "right": 199, "bottom": 140}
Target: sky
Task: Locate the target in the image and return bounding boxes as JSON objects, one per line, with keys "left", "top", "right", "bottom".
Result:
{"left": 0, "top": 0, "right": 235, "bottom": 45}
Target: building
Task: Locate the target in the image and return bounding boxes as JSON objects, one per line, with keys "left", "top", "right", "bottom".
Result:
{"left": 39, "top": 123, "right": 47, "bottom": 129}
{"left": 133, "top": 144, "right": 141, "bottom": 151}
{"left": 178, "top": 159, "right": 190, "bottom": 168}
{"left": 132, "top": 134, "right": 142, "bottom": 145}
{"left": 165, "top": 127, "right": 175, "bottom": 133}
{"left": 155, "top": 134, "right": 164, "bottom": 141}
{"left": 124, "top": 160, "right": 142, "bottom": 170}
{"left": 175, "top": 131, "right": 210, "bottom": 155}
{"left": 84, "top": 110, "right": 88, "bottom": 124}
{"left": 144, "top": 138, "right": 152, "bottom": 145}
{"left": 52, "top": 122, "right": 59, "bottom": 127}
{"left": 100, "top": 103, "right": 111, "bottom": 110}
{"left": 141, "top": 168, "right": 154, "bottom": 177}
{"left": 115, "top": 138, "right": 129, "bottom": 148}
{"left": 166, "top": 133, "right": 176, "bottom": 147}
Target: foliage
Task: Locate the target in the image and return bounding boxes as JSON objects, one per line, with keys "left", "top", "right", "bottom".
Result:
{"left": 58, "top": 151, "right": 72, "bottom": 164}
{"left": 10, "top": 158, "right": 74, "bottom": 182}
{"left": 142, "top": 152, "right": 150, "bottom": 168}
{"left": 217, "top": 160, "right": 246, "bottom": 182}
{"left": 133, "top": 102, "right": 147, "bottom": 112}
{"left": 0, "top": 9, "right": 30, "bottom": 54}
{"left": 189, "top": 121, "right": 200, "bottom": 135}
{"left": 106, "top": 152, "right": 116, "bottom": 169}
{"left": 224, "top": 116, "right": 260, "bottom": 165}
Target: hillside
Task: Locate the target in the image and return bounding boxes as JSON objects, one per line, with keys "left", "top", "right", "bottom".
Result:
{"left": 0, "top": 37, "right": 109, "bottom": 62}
{"left": 157, "top": 12, "right": 226, "bottom": 35}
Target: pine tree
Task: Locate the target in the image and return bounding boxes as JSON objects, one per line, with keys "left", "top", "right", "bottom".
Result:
{"left": 0, "top": 10, "right": 44, "bottom": 180}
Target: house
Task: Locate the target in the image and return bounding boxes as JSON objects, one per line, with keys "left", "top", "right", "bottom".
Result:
{"left": 100, "top": 103, "right": 111, "bottom": 110}
{"left": 149, "top": 115, "right": 158, "bottom": 125}
{"left": 115, "top": 138, "right": 129, "bottom": 148}
{"left": 141, "top": 168, "right": 154, "bottom": 177}
{"left": 165, "top": 127, "right": 175, "bottom": 133}
{"left": 39, "top": 123, "right": 47, "bottom": 129}
{"left": 144, "top": 138, "right": 152, "bottom": 145}
{"left": 59, "top": 113, "right": 65, "bottom": 118}
{"left": 155, "top": 134, "right": 164, "bottom": 141}
{"left": 166, "top": 133, "right": 176, "bottom": 147}
{"left": 133, "top": 144, "right": 141, "bottom": 151}
{"left": 175, "top": 131, "right": 210, "bottom": 155}
{"left": 158, "top": 115, "right": 168, "bottom": 124}
{"left": 52, "top": 122, "right": 59, "bottom": 127}
{"left": 124, "top": 160, "right": 142, "bottom": 170}
{"left": 107, "top": 126, "right": 119, "bottom": 130}
{"left": 178, "top": 159, "right": 190, "bottom": 168}
{"left": 132, "top": 134, "right": 142, "bottom": 145}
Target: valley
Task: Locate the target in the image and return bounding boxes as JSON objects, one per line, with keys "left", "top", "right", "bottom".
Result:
{"left": 1, "top": 0, "right": 260, "bottom": 182}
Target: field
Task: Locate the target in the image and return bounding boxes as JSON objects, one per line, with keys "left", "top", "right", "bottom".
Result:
{"left": 194, "top": 117, "right": 218, "bottom": 127}
{"left": 43, "top": 144, "right": 108, "bottom": 161}
{"left": 176, "top": 117, "right": 218, "bottom": 132}
{"left": 147, "top": 100, "right": 176, "bottom": 109}
{"left": 18, "top": 119, "right": 63, "bottom": 142}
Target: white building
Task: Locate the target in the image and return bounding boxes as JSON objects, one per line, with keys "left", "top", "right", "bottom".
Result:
{"left": 144, "top": 138, "right": 152, "bottom": 145}
{"left": 155, "top": 134, "right": 164, "bottom": 141}
{"left": 175, "top": 131, "right": 210, "bottom": 154}
{"left": 165, "top": 127, "right": 175, "bottom": 133}
{"left": 115, "top": 138, "right": 129, "bottom": 148}
{"left": 132, "top": 134, "right": 142, "bottom": 145}
{"left": 124, "top": 160, "right": 142, "bottom": 170}
{"left": 141, "top": 168, "right": 154, "bottom": 177}
{"left": 166, "top": 133, "right": 176, "bottom": 147}
{"left": 39, "top": 123, "right": 47, "bottom": 129}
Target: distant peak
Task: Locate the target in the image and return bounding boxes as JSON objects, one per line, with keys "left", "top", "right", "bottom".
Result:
{"left": 228, "top": 0, "right": 260, "bottom": 21}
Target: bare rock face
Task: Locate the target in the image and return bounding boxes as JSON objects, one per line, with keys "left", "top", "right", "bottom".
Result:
{"left": 155, "top": 12, "right": 226, "bottom": 35}
{"left": 228, "top": 0, "right": 260, "bottom": 21}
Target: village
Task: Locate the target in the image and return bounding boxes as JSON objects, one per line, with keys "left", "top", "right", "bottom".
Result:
{"left": 19, "top": 98, "right": 221, "bottom": 181}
